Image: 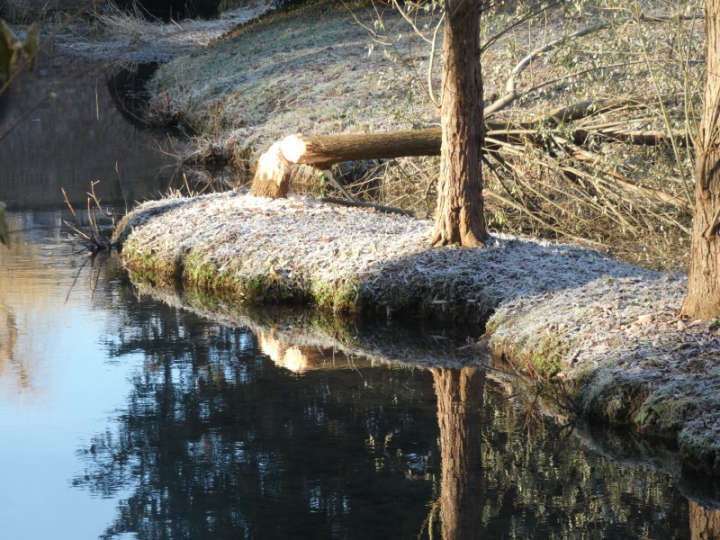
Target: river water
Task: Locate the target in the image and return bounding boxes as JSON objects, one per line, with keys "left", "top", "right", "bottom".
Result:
{"left": 0, "top": 216, "right": 717, "bottom": 539}
{"left": 1, "top": 51, "right": 719, "bottom": 540}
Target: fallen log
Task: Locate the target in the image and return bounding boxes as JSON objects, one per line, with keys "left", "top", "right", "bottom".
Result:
{"left": 250, "top": 120, "right": 689, "bottom": 198}
{"left": 250, "top": 130, "right": 441, "bottom": 198}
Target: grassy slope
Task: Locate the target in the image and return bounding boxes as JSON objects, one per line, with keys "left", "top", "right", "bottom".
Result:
{"left": 147, "top": 1, "right": 705, "bottom": 269}
{"left": 148, "top": 2, "right": 435, "bottom": 150}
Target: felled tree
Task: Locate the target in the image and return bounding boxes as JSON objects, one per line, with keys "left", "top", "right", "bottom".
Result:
{"left": 251, "top": 0, "right": 489, "bottom": 247}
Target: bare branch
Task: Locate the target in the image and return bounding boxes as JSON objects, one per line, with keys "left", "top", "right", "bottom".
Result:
{"left": 486, "top": 22, "right": 609, "bottom": 115}
{"left": 481, "top": 1, "right": 561, "bottom": 53}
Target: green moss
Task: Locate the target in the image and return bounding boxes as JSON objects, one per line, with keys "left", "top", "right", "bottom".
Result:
{"left": 330, "top": 279, "right": 361, "bottom": 314}
{"left": 122, "top": 242, "right": 180, "bottom": 287}
{"left": 530, "top": 334, "right": 568, "bottom": 378}
{"left": 310, "top": 278, "right": 361, "bottom": 315}
{"left": 184, "top": 251, "right": 219, "bottom": 288}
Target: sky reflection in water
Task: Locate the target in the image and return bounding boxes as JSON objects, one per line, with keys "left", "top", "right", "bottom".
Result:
{"left": 0, "top": 213, "right": 717, "bottom": 539}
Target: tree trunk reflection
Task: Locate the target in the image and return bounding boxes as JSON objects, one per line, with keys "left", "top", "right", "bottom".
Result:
{"left": 432, "top": 367, "right": 485, "bottom": 540}
{"left": 690, "top": 501, "right": 720, "bottom": 540}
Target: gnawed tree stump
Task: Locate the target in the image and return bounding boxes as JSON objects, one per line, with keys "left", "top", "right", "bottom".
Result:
{"left": 250, "top": 129, "right": 441, "bottom": 198}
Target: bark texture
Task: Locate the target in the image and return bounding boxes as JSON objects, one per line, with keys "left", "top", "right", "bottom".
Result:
{"left": 287, "top": 130, "right": 441, "bottom": 168}
{"left": 430, "top": 0, "right": 488, "bottom": 247}
{"left": 432, "top": 367, "right": 485, "bottom": 540}
{"left": 683, "top": 0, "right": 720, "bottom": 318}
{"left": 690, "top": 502, "right": 720, "bottom": 540}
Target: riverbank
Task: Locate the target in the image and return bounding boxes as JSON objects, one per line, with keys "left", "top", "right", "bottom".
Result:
{"left": 135, "top": 0, "right": 699, "bottom": 269}
{"left": 115, "top": 190, "right": 720, "bottom": 476}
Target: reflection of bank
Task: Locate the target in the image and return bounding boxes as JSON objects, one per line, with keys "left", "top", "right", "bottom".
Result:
{"left": 261, "top": 334, "right": 720, "bottom": 540}
{"left": 259, "top": 327, "right": 483, "bottom": 539}
{"left": 0, "top": 304, "right": 20, "bottom": 384}
{"left": 0, "top": 216, "right": 42, "bottom": 391}
{"left": 257, "top": 330, "right": 373, "bottom": 374}
{"left": 129, "top": 284, "right": 718, "bottom": 538}
{"left": 258, "top": 326, "right": 485, "bottom": 538}
{"left": 0, "top": 212, "right": 67, "bottom": 392}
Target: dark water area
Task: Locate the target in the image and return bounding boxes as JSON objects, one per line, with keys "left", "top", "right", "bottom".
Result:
{"left": 113, "top": 0, "right": 310, "bottom": 21}
{"left": 0, "top": 53, "right": 174, "bottom": 210}
{"left": 0, "top": 212, "right": 719, "bottom": 539}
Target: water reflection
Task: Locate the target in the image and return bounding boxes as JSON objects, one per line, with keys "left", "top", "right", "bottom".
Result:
{"left": 690, "top": 502, "right": 720, "bottom": 539}
{"left": 257, "top": 330, "right": 373, "bottom": 374}
{"left": 79, "top": 320, "right": 438, "bottom": 538}
{"left": 0, "top": 214, "right": 52, "bottom": 392}
{"left": 73, "top": 287, "right": 713, "bottom": 539}
{"left": 431, "top": 368, "right": 484, "bottom": 540}
{"left": 2, "top": 214, "right": 719, "bottom": 538}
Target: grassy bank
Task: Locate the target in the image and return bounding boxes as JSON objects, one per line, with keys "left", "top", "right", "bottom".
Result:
{"left": 145, "top": 0, "right": 702, "bottom": 269}
{"left": 116, "top": 190, "right": 720, "bottom": 475}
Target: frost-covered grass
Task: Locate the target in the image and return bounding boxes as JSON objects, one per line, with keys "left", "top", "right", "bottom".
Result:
{"left": 56, "top": 0, "right": 273, "bottom": 62}
{"left": 116, "top": 190, "right": 651, "bottom": 322}
{"left": 488, "top": 270, "right": 720, "bottom": 474}
{"left": 143, "top": 0, "right": 703, "bottom": 270}
{"left": 147, "top": 2, "right": 437, "bottom": 153}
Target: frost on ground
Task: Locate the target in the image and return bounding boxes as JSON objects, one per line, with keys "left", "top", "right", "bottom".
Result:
{"left": 56, "top": 0, "right": 273, "bottom": 62}
{"left": 146, "top": 2, "right": 440, "bottom": 161}
{"left": 117, "top": 190, "right": 651, "bottom": 321}
{"left": 117, "top": 190, "right": 720, "bottom": 474}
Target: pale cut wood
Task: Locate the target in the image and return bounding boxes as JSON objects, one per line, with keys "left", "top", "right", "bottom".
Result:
{"left": 250, "top": 130, "right": 441, "bottom": 198}
{"left": 250, "top": 141, "right": 292, "bottom": 198}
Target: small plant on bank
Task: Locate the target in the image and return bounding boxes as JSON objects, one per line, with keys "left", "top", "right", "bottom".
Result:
{"left": 62, "top": 181, "right": 121, "bottom": 253}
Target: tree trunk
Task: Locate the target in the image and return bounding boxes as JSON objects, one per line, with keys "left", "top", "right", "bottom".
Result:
{"left": 430, "top": 0, "right": 488, "bottom": 247}
{"left": 432, "top": 367, "right": 485, "bottom": 540}
{"left": 683, "top": 0, "right": 720, "bottom": 318}
{"left": 689, "top": 501, "right": 720, "bottom": 540}
{"left": 250, "top": 130, "right": 441, "bottom": 198}
{"left": 248, "top": 119, "right": 683, "bottom": 200}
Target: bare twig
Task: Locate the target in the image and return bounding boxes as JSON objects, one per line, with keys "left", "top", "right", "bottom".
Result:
{"left": 486, "top": 22, "right": 610, "bottom": 115}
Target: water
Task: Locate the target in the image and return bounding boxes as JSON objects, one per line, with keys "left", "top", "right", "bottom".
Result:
{"left": 0, "top": 212, "right": 718, "bottom": 539}
{"left": 0, "top": 55, "right": 173, "bottom": 209}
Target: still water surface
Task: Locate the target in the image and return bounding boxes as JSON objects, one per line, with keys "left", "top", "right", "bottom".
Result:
{"left": 0, "top": 211, "right": 718, "bottom": 539}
